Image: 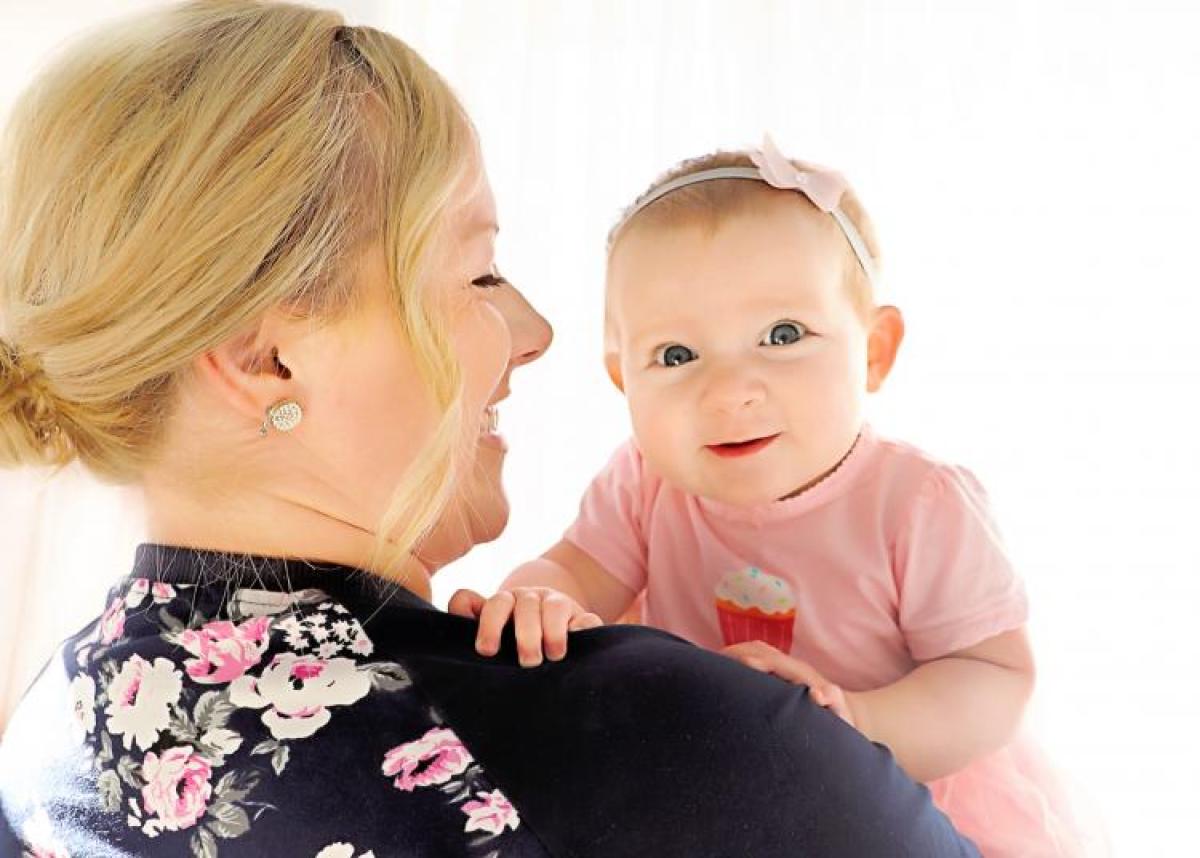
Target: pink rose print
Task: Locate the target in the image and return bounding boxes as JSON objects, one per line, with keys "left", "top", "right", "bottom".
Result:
{"left": 179, "top": 616, "right": 272, "bottom": 685}
{"left": 28, "top": 843, "right": 70, "bottom": 858}
{"left": 461, "top": 789, "right": 520, "bottom": 835}
{"left": 125, "top": 579, "right": 176, "bottom": 610}
{"left": 99, "top": 597, "right": 126, "bottom": 644}
{"left": 151, "top": 582, "right": 176, "bottom": 603}
{"left": 381, "top": 727, "right": 474, "bottom": 792}
{"left": 140, "top": 745, "right": 213, "bottom": 833}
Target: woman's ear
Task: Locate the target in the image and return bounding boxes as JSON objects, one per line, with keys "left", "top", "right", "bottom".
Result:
{"left": 604, "top": 351, "right": 624, "bottom": 392}
{"left": 866, "top": 305, "right": 905, "bottom": 393}
{"left": 190, "top": 316, "right": 299, "bottom": 424}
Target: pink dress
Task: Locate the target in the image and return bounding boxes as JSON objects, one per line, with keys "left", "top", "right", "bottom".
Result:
{"left": 565, "top": 424, "right": 1096, "bottom": 857}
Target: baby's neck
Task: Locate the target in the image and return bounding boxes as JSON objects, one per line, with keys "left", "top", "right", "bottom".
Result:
{"left": 776, "top": 431, "right": 863, "bottom": 502}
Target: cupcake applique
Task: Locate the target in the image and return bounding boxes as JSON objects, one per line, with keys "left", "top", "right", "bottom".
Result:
{"left": 714, "top": 567, "right": 797, "bottom": 653}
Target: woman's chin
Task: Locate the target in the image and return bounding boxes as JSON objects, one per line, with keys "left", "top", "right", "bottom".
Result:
{"left": 469, "top": 492, "right": 510, "bottom": 546}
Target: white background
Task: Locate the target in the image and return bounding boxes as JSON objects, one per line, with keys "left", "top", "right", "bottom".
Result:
{"left": 2, "top": 1, "right": 1198, "bottom": 853}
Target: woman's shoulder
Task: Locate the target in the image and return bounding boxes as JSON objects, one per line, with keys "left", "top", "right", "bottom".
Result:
{"left": 0, "top": 576, "right": 553, "bottom": 857}
{"left": 386, "top": 613, "right": 979, "bottom": 857}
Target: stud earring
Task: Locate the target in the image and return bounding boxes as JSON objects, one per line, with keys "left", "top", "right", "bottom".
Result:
{"left": 259, "top": 399, "right": 303, "bottom": 436}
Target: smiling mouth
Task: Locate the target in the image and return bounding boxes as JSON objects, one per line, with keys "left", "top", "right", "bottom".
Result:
{"left": 706, "top": 433, "right": 781, "bottom": 459}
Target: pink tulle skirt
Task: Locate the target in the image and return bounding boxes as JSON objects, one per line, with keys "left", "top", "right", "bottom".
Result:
{"left": 927, "top": 732, "right": 1108, "bottom": 857}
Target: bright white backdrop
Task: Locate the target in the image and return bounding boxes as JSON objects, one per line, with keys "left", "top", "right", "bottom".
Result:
{"left": 2, "top": 1, "right": 1197, "bottom": 853}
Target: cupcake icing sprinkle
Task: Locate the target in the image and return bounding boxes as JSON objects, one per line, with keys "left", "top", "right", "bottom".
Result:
{"left": 715, "top": 566, "right": 796, "bottom": 614}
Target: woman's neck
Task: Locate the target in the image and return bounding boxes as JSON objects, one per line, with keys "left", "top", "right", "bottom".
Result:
{"left": 139, "top": 475, "right": 434, "bottom": 601}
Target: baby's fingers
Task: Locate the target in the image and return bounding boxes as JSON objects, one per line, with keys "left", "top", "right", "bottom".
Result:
{"left": 722, "top": 642, "right": 821, "bottom": 686}
{"left": 537, "top": 595, "right": 577, "bottom": 662}
{"left": 810, "top": 684, "right": 855, "bottom": 727}
{"left": 448, "top": 588, "right": 486, "bottom": 619}
{"left": 512, "top": 589, "right": 548, "bottom": 667}
{"left": 475, "top": 592, "right": 517, "bottom": 656}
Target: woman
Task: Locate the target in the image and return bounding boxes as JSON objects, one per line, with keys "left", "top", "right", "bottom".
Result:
{"left": 0, "top": 2, "right": 977, "bottom": 855}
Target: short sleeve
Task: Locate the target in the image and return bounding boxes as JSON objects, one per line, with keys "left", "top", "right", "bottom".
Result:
{"left": 563, "top": 439, "right": 649, "bottom": 592}
{"left": 894, "top": 465, "right": 1029, "bottom": 661}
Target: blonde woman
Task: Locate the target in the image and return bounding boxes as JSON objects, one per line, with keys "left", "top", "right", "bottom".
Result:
{"left": 0, "top": 2, "right": 978, "bottom": 856}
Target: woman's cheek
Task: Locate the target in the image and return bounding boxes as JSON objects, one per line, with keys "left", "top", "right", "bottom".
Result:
{"left": 453, "top": 299, "right": 509, "bottom": 407}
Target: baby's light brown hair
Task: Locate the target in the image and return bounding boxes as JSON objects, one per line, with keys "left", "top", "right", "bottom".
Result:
{"left": 609, "top": 149, "right": 881, "bottom": 317}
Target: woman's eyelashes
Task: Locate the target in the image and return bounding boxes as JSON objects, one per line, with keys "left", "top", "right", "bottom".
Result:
{"left": 471, "top": 270, "right": 508, "bottom": 290}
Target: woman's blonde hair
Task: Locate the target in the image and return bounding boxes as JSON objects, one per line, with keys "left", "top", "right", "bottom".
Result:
{"left": 0, "top": 0, "right": 474, "bottom": 575}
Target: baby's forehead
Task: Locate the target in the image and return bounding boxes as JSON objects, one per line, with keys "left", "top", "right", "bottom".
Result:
{"left": 608, "top": 224, "right": 845, "bottom": 323}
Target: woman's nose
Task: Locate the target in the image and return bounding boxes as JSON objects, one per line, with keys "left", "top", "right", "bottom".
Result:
{"left": 497, "top": 282, "right": 552, "bottom": 367}
{"left": 699, "top": 363, "right": 766, "bottom": 415}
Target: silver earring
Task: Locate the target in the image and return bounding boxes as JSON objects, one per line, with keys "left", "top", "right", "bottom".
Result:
{"left": 259, "top": 399, "right": 303, "bottom": 436}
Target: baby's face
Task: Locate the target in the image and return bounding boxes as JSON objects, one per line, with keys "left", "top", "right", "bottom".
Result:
{"left": 607, "top": 198, "right": 871, "bottom": 506}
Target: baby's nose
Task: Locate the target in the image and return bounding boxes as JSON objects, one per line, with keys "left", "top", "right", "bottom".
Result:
{"left": 699, "top": 365, "right": 766, "bottom": 414}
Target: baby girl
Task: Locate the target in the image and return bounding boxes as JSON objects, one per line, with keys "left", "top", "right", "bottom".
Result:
{"left": 452, "top": 138, "right": 1090, "bottom": 856}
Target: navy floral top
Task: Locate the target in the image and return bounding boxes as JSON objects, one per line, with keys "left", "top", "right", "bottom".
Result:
{"left": 0, "top": 544, "right": 978, "bottom": 857}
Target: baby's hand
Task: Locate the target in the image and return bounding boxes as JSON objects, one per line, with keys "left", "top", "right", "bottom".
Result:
{"left": 448, "top": 587, "right": 604, "bottom": 668}
{"left": 722, "top": 641, "right": 860, "bottom": 728}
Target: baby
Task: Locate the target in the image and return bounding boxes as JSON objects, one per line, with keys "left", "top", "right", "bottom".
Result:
{"left": 452, "top": 138, "right": 1088, "bottom": 856}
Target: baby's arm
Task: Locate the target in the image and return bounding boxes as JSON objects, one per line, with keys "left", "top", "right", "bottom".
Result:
{"left": 726, "top": 626, "right": 1034, "bottom": 782}
{"left": 850, "top": 626, "right": 1035, "bottom": 782}
{"left": 450, "top": 539, "right": 638, "bottom": 667}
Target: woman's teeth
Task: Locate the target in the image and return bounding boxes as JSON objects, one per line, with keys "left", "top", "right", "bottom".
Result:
{"left": 482, "top": 406, "right": 498, "bottom": 435}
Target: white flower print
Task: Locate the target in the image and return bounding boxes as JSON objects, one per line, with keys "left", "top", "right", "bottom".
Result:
{"left": 125, "top": 578, "right": 150, "bottom": 609}
{"left": 69, "top": 673, "right": 96, "bottom": 740}
{"left": 229, "top": 587, "right": 327, "bottom": 619}
{"left": 229, "top": 654, "right": 370, "bottom": 740}
{"left": 272, "top": 603, "right": 374, "bottom": 658}
{"left": 105, "top": 655, "right": 183, "bottom": 751}
{"left": 275, "top": 615, "right": 304, "bottom": 636}
{"left": 315, "top": 844, "right": 376, "bottom": 858}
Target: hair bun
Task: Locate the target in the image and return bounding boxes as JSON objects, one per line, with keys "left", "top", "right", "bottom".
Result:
{"left": 0, "top": 337, "right": 71, "bottom": 468}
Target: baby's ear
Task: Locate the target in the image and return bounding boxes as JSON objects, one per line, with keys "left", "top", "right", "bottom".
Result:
{"left": 604, "top": 352, "right": 624, "bottom": 392}
{"left": 866, "top": 305, "right": 905, "bottom": 392}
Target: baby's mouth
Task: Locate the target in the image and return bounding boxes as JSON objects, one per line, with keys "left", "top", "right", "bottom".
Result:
{"left": 706, "top": 433, "right": 781, "bottom": 459}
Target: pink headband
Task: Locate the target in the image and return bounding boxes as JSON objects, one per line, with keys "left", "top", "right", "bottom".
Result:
{"left": 615, "top": 135, "right": 877, "bottom": 285}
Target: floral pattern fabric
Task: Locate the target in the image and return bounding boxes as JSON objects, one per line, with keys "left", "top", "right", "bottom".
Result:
{"left": 0, "top": 553, "right": 550, "bottom": 858}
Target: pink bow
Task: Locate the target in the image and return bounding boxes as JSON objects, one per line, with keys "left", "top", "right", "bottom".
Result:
{"left": 748, "top": 135, "right": 848, "bottom": 213}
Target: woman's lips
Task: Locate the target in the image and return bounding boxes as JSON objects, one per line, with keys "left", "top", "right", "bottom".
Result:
{"left": 706, "top": 433, "right": 780, "bottom": 459}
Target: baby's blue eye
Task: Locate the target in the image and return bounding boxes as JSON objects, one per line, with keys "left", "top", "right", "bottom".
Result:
{"left": 657, "top": 344, "right": 697, "bottom": 367}
{"left": 762, "top": 321, "right": 807, "bottom": 347}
